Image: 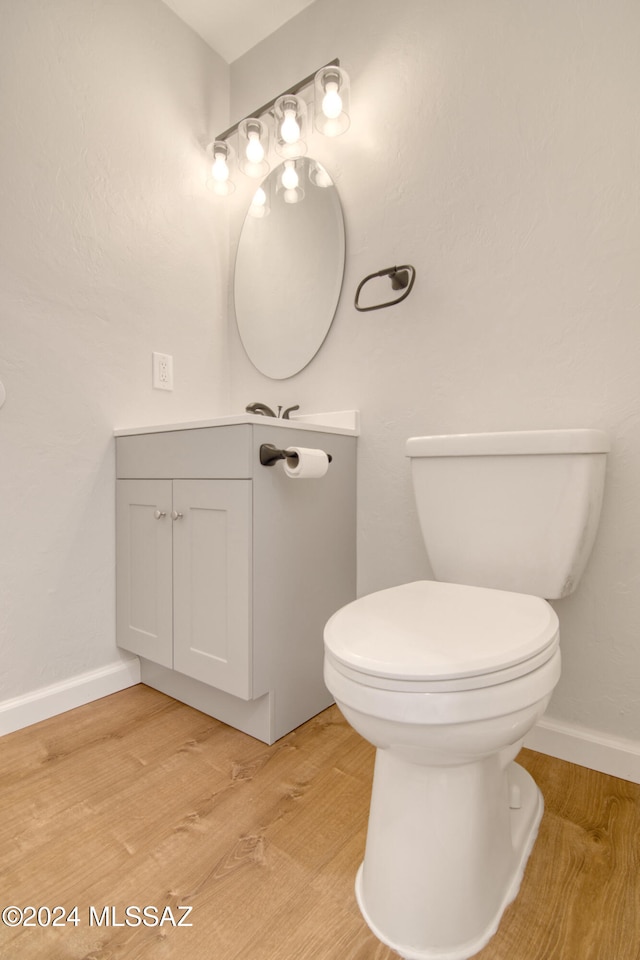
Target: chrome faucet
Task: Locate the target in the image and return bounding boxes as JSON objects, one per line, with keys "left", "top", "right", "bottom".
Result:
{"left": 245, "top": 402, "right": 300, "bottom": 420}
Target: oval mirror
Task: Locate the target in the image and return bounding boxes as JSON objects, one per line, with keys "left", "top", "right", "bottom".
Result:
{"left": 234, "top": 158, "right": 345, "bottom": 380}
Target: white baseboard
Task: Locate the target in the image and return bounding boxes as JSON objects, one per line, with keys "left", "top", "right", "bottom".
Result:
{"left": 0, "top": 658, "right": 141, "bottom": 737}
{"left": 525, "top": 715, "right": 640, "bottom": 784}
{"left": 3, "top": 663, "right": 637, "bottom": 785}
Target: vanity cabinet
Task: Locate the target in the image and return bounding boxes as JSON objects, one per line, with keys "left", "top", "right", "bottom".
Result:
{"left": 116, "top": 478, "right": 251, "bottom": 699}
{"left": 115, "top": 419, "right": 357, "bottom": 743}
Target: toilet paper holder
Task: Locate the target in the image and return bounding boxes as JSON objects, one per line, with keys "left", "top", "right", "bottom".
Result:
{"left": 259, "top": 443, "right": 332, "bottom": 466}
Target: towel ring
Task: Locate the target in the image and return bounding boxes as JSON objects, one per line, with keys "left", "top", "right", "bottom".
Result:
{"left": 354, "top": 264, "right": 416, "bottom": 312}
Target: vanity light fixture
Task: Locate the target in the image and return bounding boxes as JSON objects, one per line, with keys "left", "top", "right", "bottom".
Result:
{"left": 274, "top": 95, "right": 308, "bottom": 158}
{"left": 314, "top": 65, "right": 350, "bottom": 136}
{"left": 207, "top": 140, "right": 235, "bottom": 195}
{"left": 208, "top": 59, "right": 350, "bottom": 197}
{"left": 238, "top": 118, "right": 270, "bottom": 178}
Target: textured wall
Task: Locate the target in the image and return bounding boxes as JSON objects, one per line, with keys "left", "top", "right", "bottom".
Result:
{"left": 229, "top": 0, "right": 640, "bottom": 741}
{"left": 0, "top": 0, "right": 229, "bottom": 700}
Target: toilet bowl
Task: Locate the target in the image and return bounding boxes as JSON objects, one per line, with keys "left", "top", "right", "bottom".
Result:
{"left": 325, "top": 580, "right": 560, "bottom": 960}
{"left": 324, "top": 430, "right": 609, "bottom": 960}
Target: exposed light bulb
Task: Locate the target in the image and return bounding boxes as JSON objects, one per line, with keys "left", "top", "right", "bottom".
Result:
{"left": 280, "top": 109, "right": 301, "bottom": 145}
{"left": 281, "top": 161, "right": 299, "bottom": 190}
{"left": 314, "top": 65, "right": 350, "bottom": 136}
{"left": 208, "top": 141, "right": 234, "bottom": 195}
{"left": 311, "top": 164, "right": 332, "bottom": 188}
{"left": 274, "top": 95, "right": 307, "bottom": 158}
{"left": 322, "top": 81, "right": 343, "bottom": 120}
{"left": 284, "top": 188, "right": 301, "bottom": 204}
{"left": 249, "top": 186, "right": 268, "bottom": 217}
{"left": 211, "top": 153, "right": 229, "bottom": 182}
{"left": 245, "top": 131, "right": 265, "bottom": 164}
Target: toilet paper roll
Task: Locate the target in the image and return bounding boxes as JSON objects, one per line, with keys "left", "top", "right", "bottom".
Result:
{"left": 283, "top": 446, "right": 330, "bottom": 479}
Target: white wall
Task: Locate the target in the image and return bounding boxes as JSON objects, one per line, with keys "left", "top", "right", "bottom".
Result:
{"left": 1, "top": 0, "right": 638, "bottom": 769}
{"left": 0, "top": 0, "right": 229, "bottom": 708}
{"left": 229, "top": 0, "right": 640, "bottom": 747}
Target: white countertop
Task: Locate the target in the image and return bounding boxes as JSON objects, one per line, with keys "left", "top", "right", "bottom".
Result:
{"left": 114, "top": 410, "right": 360, "bottom": 438}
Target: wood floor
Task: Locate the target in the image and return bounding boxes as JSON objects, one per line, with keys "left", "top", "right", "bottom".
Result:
{"left": 0, "top": 685, "right": 638, "bottom": 960}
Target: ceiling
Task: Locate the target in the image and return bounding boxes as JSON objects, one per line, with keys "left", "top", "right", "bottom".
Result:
{"left": 161, "top": 0, "right": 317, "bottom": 63}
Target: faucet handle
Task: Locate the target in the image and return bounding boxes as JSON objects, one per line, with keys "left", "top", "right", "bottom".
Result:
{"left": 281, "top": 405, "right": 300, "bottom": 420}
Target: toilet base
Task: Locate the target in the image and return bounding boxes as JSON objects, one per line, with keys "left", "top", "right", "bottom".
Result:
{"left": 354, "top": 760, "right": 543, "bottom": 960}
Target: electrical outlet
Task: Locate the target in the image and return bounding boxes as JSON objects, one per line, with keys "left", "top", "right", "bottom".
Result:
{"left": 152, "top": 352, "right": 173, "bottom": 391}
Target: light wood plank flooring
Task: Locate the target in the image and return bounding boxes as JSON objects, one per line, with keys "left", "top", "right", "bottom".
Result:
{"left": 0, "top": 685, "right": 638, "bottom": 960}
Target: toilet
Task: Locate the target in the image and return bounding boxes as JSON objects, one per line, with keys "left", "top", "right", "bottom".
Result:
{"left": 323, "top": 429, "right": 609, "bottom": 960}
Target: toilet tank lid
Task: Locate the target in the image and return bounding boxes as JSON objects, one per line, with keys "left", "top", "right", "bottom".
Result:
{"left": 406, "top": 429, "right": 610, "bottom": 458}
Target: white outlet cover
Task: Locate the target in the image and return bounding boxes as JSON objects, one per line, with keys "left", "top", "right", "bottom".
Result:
{"left": 152, "top": 352, "right": 173, "bottom": 391}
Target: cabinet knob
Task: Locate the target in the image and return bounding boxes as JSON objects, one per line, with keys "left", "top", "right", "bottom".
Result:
{"left": 172, "top": 511, "right": 184, "bottom": 521}
{"left": 154, "top": 510, "right": 167, "bottom": 519}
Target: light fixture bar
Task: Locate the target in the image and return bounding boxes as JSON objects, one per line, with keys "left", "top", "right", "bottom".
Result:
{"left": 215, "top": 58, "right": 340, "bottom": 142}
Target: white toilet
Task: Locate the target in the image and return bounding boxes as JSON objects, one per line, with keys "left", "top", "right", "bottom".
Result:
{"left": 323, "top": 429, "right": 609, "bottom": 960}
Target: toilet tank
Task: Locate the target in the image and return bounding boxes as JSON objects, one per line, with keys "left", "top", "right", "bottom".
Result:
{"left": 406, "top": 429, "right": 609, "bottom": 599}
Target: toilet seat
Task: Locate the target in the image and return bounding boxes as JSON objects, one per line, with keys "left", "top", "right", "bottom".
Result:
{"left": 324, "top": 580, "right": 559, "bottom": 694}
{"left": 325, "top": 642, "right": 558, "bottom": 694}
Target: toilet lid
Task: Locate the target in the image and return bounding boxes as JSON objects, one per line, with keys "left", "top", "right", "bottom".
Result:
{"left": 324, "top": 580, "right": 559, "bottom": 683}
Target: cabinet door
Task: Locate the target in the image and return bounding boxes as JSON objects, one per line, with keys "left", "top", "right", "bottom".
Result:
{"left": 172, "top": 480, "right": 252, "bottom": 699}
{"left": 116, "top": 479, "right": 173, "bottom": 668}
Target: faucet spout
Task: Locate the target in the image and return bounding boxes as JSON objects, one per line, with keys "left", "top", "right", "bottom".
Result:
{"left": 245, "top": 402, "right": 277, "bottom": 417}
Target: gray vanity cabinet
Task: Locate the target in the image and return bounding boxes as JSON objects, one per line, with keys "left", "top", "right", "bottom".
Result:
{"left": 115, "top": 421, "right": 356, "bottom": 743}
{"left": 116, "top": 477, "right": 252, "bottom": 699}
